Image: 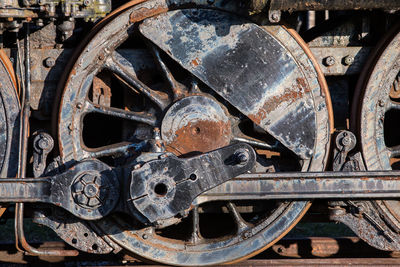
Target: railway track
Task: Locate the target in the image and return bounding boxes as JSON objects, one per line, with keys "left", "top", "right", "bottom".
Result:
{"left": 1, "top": 236, "right": 398, "bottom": 266}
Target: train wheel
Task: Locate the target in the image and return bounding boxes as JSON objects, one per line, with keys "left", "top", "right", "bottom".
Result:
{"left": 356, "top": 24, "right": 400, "bottom": 250}
{"left": 57, "top": 1, "right": 332, "bottom": 265}
{"left": 0, "top": 50, "right": 20, "bottom": 177}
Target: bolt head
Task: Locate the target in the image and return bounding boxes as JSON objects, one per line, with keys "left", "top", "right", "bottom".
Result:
{"left": 37, "top": 138, "right": 50, "bottom": 150}
{"left": 243, "top": 231, "right": 251, "bottom": 239}
{"left": 236, "top": 151, "right": 249, "bottom": 164}
{"left": 342, "top": 136, "right": 351, "bottom": 146}
{"left": 343, "top": 55, "right": 354, "bottom": 66}
{"left": 324, "top": 56, "right": 336, "bottom": 66}
{"left": 271, "top": 13, "right": 279, "bottom": 21}
{"left": 83, "top": 183, "right": 99, "bottom": 198}
{"left": 44, "top": 57, "right": 55, "bottom": 68}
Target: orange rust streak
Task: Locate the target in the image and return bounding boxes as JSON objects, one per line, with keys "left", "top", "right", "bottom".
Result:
{"left": 248, "top": 78, "right": 308, "bottom": 124}
{"left": 129, "top": 6, "right": 169, "bottom": 23}
{"left": 284, "top": 27, "right": 335, "bottom": 133}
{"left": 191, "top": 58, "right": 201, "bottom": 67}
{"left": 0, "top": 49, "right": 19, "bottom": 99}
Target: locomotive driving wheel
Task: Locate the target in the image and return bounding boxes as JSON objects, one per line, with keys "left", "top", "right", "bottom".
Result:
{"left": 0, "top": 50, "right": 20, "bottom": 177}
{"left": 57, "top": 0, "right": 333, "bottom": 265}
{"left": 356, "top": 24, "right": 400, "bottom": 250}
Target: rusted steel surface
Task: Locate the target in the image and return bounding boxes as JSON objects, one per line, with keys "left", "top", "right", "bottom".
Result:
{"left": 4, "top": 0, "right": 399, "bottom": 265}
{"left": 268, "top": 0, "right": 400, "bottom": 11}
{"left": 0, "top": 237, "right": 395, "bottom": 264}
{"left": 140, "top": 9, "right": 317, "bottom": 160}
{"left": 309, "top": 47, "right": 371, "bottom": 76}
{"left": 54, "top": 1, "right": 334, "bottom": 265}
{"left": 161, "top": 95, "right": 232, "bottom": 155}
{"left": 194, "top": 170, "right": 400, "bottom": 204}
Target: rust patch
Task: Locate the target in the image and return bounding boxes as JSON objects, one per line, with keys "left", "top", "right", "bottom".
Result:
{"left": 166, "top": 119, "right": 232, "bottom": 156}
{"left": 92, "top": 73, "right": 112, "bottom": 106}
{"left": 129, "top": 6, "right": 168, "bottom": 23}
{"left": 191, "top": 57, "right": 201, "bottom": 67}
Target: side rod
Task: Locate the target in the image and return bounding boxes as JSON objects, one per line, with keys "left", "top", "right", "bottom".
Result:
{"left": 2, "top": 170, "right": 400, "bottom": 203}
{"left": 194, "top": 170, "right": 400, "bottom": 205}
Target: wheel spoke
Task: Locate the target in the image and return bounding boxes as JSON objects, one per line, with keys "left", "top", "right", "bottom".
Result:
{"left": 84, "top": 141, "right": 147, "bottom": 158}
{"left": 149, "top": 44, "right": 184, "bottom": 100}
{"left": 388, "top": 145, "right": 400, "bottom": 158}
{"left": 232, "top": 135, "right": 281, "bottom": 151}
{"left": 386, "top": 100, "right": 400, "bottom": 112}
{"left": 84, "top": 101, "right": 158, "bottom": 126}
{"left": 189, "top": 206, "right": 203, "bottom": 244}
{"left": 105, "top": 51, "right": 169, "bottom": 109}
{"left": 226, "top": 202, "right": 251, "bottom": 234}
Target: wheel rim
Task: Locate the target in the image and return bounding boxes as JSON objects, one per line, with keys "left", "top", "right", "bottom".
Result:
{"left": 58, "top": 1, "right": 332, "bottom": 265}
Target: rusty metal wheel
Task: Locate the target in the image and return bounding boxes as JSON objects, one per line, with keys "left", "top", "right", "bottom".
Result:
{"left": 57, "top": 0, "right": 332, "bottom": 265}
{"left": 356, "top": 24, "right": 400, "bottom": 250}
{"left": 0, "top": 50, "right": 20, "bottom": 177}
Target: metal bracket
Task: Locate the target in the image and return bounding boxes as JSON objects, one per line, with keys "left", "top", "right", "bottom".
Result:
{"left": 332, "top": 130, "right": 357, "bottom": 171}
{"left": 127, "top": 143, "right": 257, "bottom": 224}
{"left": 32, "top": 132, "right": 54, "bottom": 177}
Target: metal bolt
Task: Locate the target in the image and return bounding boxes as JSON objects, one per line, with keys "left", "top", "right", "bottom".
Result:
{"left": 236, "top": 151, "right": 249, "bottom": 164}
{"left": 36, "top": 19, "right": 44, "bottom": 27}
{"left": 271, "top": 13, "right": 280, "bottom": 22}
{"left": 44, "top": 57, "right": 56, "bottom": 68}
{"left": 76, "top": 102, "right": 83, "bottom": 109}
{"left": 38, "top": 138, "right": 50, "bottom": 150}
{"left": 343, "top": 55, "right": 354, "bottom": 66}
{"left": 342, "top": 136, "right": 351, "bottom": 146}
{"left": 98, "top": 54, "right": 105, "bottom": 61}
{"left": 83, "top": 0, "right": 90, "bottom": 5}
{"left": 330, "top": 206, "right": 346, "bottom": 217}
{"left": 83, "top": 183, "right": 99, "bottom": 198}
{"left": 324, "top": 56, "right": 336, "bottom": 67}
{"left": 243, "top": 231, "right": 251, "bottom": 239}
{"left": 378, "top": 100, "right": 385, "bottom": 107}
{"left": 142, "top": 234, "right": 148, "bottom": 240}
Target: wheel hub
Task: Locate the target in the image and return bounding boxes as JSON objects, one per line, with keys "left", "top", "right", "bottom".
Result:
{"left": 161, "top": 95, "right": 232, "bottom": 155}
